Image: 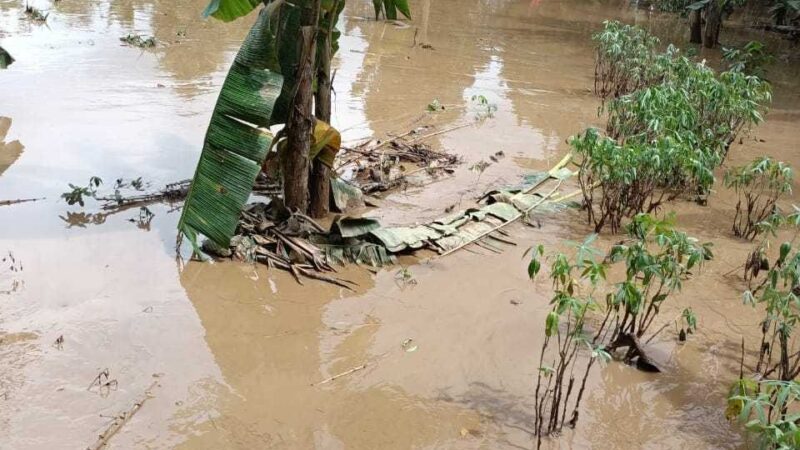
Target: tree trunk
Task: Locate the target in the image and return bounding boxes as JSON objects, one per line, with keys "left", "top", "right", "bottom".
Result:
{"left": 689, "top": 9, "right": 702, "bottom": 44}
{"left": 309, "top": 24, "right": 332, "bottom": 218}
{"left": 281, "top": 0, "right": 321, "bottom": 213}
{"left": 702, "top": 1, "right": 722, "bottom": 49}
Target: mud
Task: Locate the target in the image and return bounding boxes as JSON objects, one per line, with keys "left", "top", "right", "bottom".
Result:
{"left": 1, "top": 0, "right": 799, "bottom": 448}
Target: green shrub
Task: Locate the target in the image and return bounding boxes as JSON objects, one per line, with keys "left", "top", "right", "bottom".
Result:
{"left": 725, "top": 157, "right": 793, "bottom": 240}
{"left": 529, "top": 214, "right": 712, "bottom": 440}
{"left": 576, "top": 22, "right": 771, "bottom": 233}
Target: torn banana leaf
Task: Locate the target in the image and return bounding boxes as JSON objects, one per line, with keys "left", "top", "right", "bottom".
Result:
{"left": 178, "top": 7, "right": 282, "bottom": 249}
{"left": 321, "top": 241, "right": 394, "bottom": 267}
{"left": 434, "top": 216, "right": 506, "bottom": 252}
{"left": 331, "top": 177, "right": 364, "bottom": 212}
{"left": 370, "top": 226, "right": 441, "bottom": 252}
{"left": 331, "top": 216, "right": 381, "bottom": 238}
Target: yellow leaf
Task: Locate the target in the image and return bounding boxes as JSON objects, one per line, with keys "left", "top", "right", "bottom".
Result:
{"left": 311, "top": 120, "right": 341, "bottom": 168}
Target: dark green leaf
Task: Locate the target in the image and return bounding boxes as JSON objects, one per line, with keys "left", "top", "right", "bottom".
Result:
{"left": 179, "top": 7, "right": 283, "bottom": 249}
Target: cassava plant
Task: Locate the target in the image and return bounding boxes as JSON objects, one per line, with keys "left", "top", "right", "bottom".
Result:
{"left": 729, "top": 239, "right": 800, "bottom": 449}
{"left": 723, "top": 41, "right": 773, "bottom": 79}
{"left": 725, "top": 157, "right": 793, "bottom": 240}
{"left": 528, "top": 214, "right": 712, "bottom": 446}
{"left": 576, "top": 22, "right": 771, "bottom": 233}
{"left": 593, "top": 21, "right": 662, "bottom": 102}
{"left": 528, "top": 234, "right": 611, "bottom": 447}
{"left": 728, "top": 380, "right": 800, "bottom": 450}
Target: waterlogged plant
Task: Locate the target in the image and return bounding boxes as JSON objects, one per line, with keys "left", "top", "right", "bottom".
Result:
{"left": 61, "top": 176, "right": 103, "bottom": 207}
{"left": 593, "top": 21, "right": 661, "bottom": 102}
{"left": 729, "top": 380, "right": 800, "bottom": 449}
{"left": 725, "top": 157, "right": 793, "bottom": 240}
{"left": 470, "top": 94, "right": 497, "bottom": 119}
{"left": 742, "top": 241, "right": 800, "bottom": 381}
{"left": 577, "top": 22, "right": 771, "bottom": 233}
{"left": 528, "top": 235, "right": 610, "bottom": 443}
{"left": 528, "top": 214, "right": 712, "bottom": 444}
{"left": 729, "top": 241, "right": 800, "bottom": 448}
{"left": 604, "top": 214, "right": 713, "bottom": 351}
{"left": 572, "top": 128, "right": 670, "bottom": 233}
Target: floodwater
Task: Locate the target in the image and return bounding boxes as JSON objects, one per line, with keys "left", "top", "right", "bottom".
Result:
{"left": 1, "top": 0, "right": 799, "bottom": 448}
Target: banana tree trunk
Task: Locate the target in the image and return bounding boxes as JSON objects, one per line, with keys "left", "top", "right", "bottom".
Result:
{"left": 309, "top": 28, "right": 332, "bottom": 218}
{"left": 689, "top": 9, "right": 702, "bottom": 44}
{"left": 702, "top": 1, "right": 722, "bottom": 49}
{"left": 282, "top": 0, "right": 321, "bottom": 213}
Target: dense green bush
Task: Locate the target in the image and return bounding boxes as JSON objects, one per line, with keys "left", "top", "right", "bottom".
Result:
{"left": 576, "top": 22, "right": 771, "bottom": 233}
{"left": 725, "top": 157, "right": 793, "bottom": 240}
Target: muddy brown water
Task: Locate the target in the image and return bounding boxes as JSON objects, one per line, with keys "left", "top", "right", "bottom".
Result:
{"left": 1, "top": 0, "right": 799, "bottom": 448}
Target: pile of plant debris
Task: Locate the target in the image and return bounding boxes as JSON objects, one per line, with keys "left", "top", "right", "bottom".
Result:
{"left": 199, "top": 155, "right": 576, "bottom": 287}
{"left": 334, "top": 125, "right": 464, "bottom": 195}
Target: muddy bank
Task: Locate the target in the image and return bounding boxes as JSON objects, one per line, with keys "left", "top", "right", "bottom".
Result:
{"left": 1, "top": 0, "right": 800, "bottom": 448}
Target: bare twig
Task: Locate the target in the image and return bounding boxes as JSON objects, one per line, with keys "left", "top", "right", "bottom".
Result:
{"left": 0, "top": 197, "right": 45, "bottom": 207}
{"left": 87, "top": 381, "right": 159, "bottom": 450}
{"left": 313, "top": 364, "right": 367, "bottom": 386}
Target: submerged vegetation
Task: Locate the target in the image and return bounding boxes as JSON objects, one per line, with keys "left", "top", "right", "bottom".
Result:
{"left": 575, "top": 21, "right": 771, "bottom": 233}
{"left": 729, "top": 236, "right": 800, "bottom": 449}
{"left": 529, "top": 214, "right": 712, "bottom": 445}
{"left": 725, "top": 157, "right": 793, "bottom": 239}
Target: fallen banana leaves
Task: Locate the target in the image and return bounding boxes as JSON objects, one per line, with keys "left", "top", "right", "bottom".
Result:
{"left": 201, "top": 156, "right": 575, "bottom": 289}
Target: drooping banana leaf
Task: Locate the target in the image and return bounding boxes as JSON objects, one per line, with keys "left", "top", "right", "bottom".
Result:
{"left": 310, "top": 120, "right": 341, "bottom": 168}
{"left": 202, "top": 0, "right": 262, "bottom": 22}
{"left": 178, "top": 6, "right": 282, "bottom": 250}
{"left": 318, "top": 0, "right": 345, "bottom": 57}
{"left": 372, "top": 0, "right": 411, "bottom": 20}
{"left": 0, "top": 45, "right": 13, "bottom": 69}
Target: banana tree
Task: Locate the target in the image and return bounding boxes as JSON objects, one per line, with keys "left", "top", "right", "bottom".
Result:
{"left": 179, "top": 0, "right": 410, "bottom": 250}
{"left": 686, "top": 0, "right": 743, "bottom": 48}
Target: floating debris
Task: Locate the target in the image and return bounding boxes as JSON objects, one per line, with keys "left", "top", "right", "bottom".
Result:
{"left": 24, "top": 4, "right": 48, "bottom": 22}
{"left": 336, "top": 125, "right": 463, "bottom": 194}
{"left": 119, "top": 34, "right": 157, "bottom": 48}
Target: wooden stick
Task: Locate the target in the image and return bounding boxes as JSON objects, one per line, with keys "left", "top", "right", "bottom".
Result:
{"left": 0, "top": 197, "right": 45, "bottom": 207}
{"left": 407, "top": 122, "right": 473, "bottom": 144}
{"left": 87, "top": 381, "right": 158, "bottom": 450}
{"left": 313, "top": 364, "right": 367, "bottom": 386}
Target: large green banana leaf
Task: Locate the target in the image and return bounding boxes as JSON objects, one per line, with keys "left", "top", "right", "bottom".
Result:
{"left": 203, "top": 0, "right": 261, "bottom": 22}
{"left": 372, "top": 0, "right": 411, "bottom": 20}
{"left": 179, "top": 6, "right": 282, "bottom": 249}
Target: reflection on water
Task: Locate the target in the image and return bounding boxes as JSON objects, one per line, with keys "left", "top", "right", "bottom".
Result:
{"left": 0, "top": 117, "right": 24, "bottom": 178}
{"left": 0, "top": 0, "right": 799, "bottom": 448}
